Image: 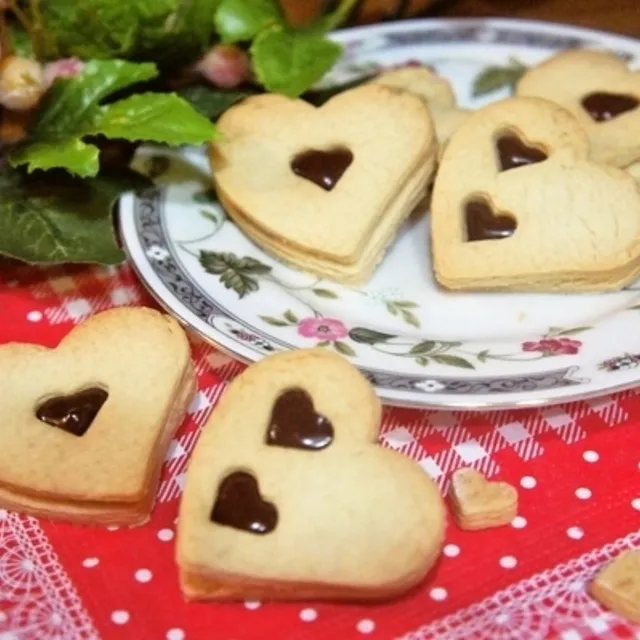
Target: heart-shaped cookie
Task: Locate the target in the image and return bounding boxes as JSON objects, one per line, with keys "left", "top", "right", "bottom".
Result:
{"left": 431, "top": 96, "right": 640, "bottom": 291}
{"left": 177, "top": 348, "right": 445, "bottom": 601}
{"left": 590, "top": 550, "right": 640, "bottom": 623}
{"left": 517, "top": 49, "right": 640, "bottom": 167}
{"left": 0, "top": 308, "right": 195, "bottom": 526}
{"left": 210, "top": 84, "right": 438, "bottom": 284}
{"left": 448, "top": 468, "right": 518, "bottom": 530}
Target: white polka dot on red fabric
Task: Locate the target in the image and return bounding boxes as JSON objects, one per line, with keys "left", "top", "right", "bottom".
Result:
{"left": 583, "top": 450, "right": 599, "bottom": 463}
{"left": 166, "top": 629, "right": 185, "bottom": 640}
{"left": 499, "top": 555, "right": 517, "bottom": 569}
{"left": 135, "top": 569, "right": 152, "bottom": 583}
{"left": 111, "top": 610, "right": 129, "bottom": 625}
{"left": 575, "top": 488, "right": 592, "bottom": 500}
{"left": 520, "top": 476, "right": 536, "bottom": 489}
{"left": 82, "top": 557, "right": 99, "bottom": 568}
{"left": 511, "top": 516, "right": 527, "bottom": 529}
{"left": 157, "top": 528, "right": 174, "bottom": 542}
{"left": 106, "top": 526, "right": 119, "bottom": 532}
{"left": 567, "top": 526, "right": 584, "bottom": 540}
{"left": 632, "top": 498, "right": 640, "bottom": 511}
{"left": 356, "top": 619, "right": 375, "bottom": 634}
{"left": 429, "top": 587, "right": 448, "bottom": 601}
{"left": 244, "top": 600, "right": 261, "bottom": 610}
{"left": 299, "top": 608, "right": 317, "bottom": 622}
{"left": 27, "top": 311, "right": 42, "bottom": 322}
{"left": 443, "top": 544, "right": 460, "bottom": 558}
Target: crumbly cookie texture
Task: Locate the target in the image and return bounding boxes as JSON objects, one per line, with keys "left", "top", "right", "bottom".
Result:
{"left": 590, "top": 550, "right": 640, "bottom": 623}
{"left": 177, "top": 348, "right": 446, "bottom": 601}
{"left": 517, "top": 49, "right": 640, "bottom": 167}
{"left": 448, "top": 468, "right": 518, "bottom": 530}
{"left": 210, "top": 83, "right": 438, "bottom": 284}
{"left": 0, "top": 307, "right": 195, "bottom": 526}
{"left": 431, "top": 96, "right": 640, "bottom": 292}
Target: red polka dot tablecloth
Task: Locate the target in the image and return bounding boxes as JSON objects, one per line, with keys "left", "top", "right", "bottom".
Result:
{"left": 1, "top": 261, "right": 639, "bottom": 640}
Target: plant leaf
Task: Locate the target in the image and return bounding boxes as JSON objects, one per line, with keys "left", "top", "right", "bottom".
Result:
{"left": 472, "top": 59, "right": 527, "bottom": 98}
{"left": 312, "top": 288, "right": 339, "bottom": 299}
{"left": 431, "top": 354, "right": 475, "bottom": 369}
{"left": 333, "top": 340, "right": 356, "bottom": 357}
{"left": 259, "top": 315, "right": 289, "bottom": 327}
{"left": 0, "top": 166, "right": 150, "bottom": 264}
{"left": 215, "top": 0, "right": 283, "bottom": 43}
{"left": 177, "top": 85, "right": 253, "bottom": 120}
{"left": 409, "top": 340, "right": 436, "bottom": 355}
{"left": 348, "top": 327, "right": 396, "bottom": 344}
{"left": 10, "top": 60, "right": 215, "bottom": 177}
{"left": 283, "top": 309, "right": 299, "bottom": 324}
{"left": 251, "top": 25, "right": 343, "bottom": 98}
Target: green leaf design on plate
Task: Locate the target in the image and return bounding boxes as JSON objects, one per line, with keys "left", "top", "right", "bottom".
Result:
{"left": 145, "top": 155, "right": 171, "bottom": 179}
{"left": 199, "top": 210, "right": 219, "bottom": 225}
{"left": 260, "top": 315, "right": 289, "bottom": 327}
{"left": 415, "top": 356, "right": 430, "bottom": 366}
{"left": 193, "top": 188, "right": 219, "bottom": 205}
{"left": 283, "top": 309, "right": 299, "bottom": 324}
{"left": 312, "top": 288, "right": 339, "bottom": 299}
{"left": 200, "top": 251, "right": 271, "bottom": 299}
{"left": 431, "top": 354, "right": 475, "bottom": 369}
{"left": 477, "top": 349, "right": 490, "bottom": 363}
{"left": 409, "top": 340, "right": 436, "bottom": 355}
{"left": 333, "top": 341, "right": 356, "bottom": 357}
{"left": 399, "top": 308, "right": 420, "bottom": 328}
{"left": 393, "top": 300, "right": 419, "bottom": 308}
{"left": 472, "top": 58, "right": 528, "bottom": 98}
{"left": 548, "top": 326, "right": 591, "bottom": 337}
{"left": 348, "top": 327, "right": 396, "bottom": 344}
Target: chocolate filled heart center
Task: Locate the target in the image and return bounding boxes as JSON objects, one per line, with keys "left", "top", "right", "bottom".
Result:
{"left": 211, "top": 471, "right": 277, "bottom": 534}
{"left": 496, "top": 133, "right": 547, "bottom": 172}
{"left": 290, "top": 147, "right": 353, "bottom": 191}
{"left": 266, "top": 388, "right": 334, "bottom": 451}
{"left": 581, "top": 92, "right": 639, "bottom": 122}
{"left": 36, "top": 387, "right": 108, "bottom": 436}
{"left": 465, "top": 199, "right": 517, "bottom": 242}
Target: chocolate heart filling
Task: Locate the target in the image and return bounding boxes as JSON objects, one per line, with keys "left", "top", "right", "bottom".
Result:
{"left": 465, "top": 199, "right": 516, "bottom": 242}
{"left": 581, "top": 92, "right": 639, "bottom": 122}
{"left": 291, "top": 147, "right": 353, "bottom": 191}
{"left": 36, "top": 387, "right": 108, "bottom": 436}
{"left": 266, "top": 388, "right": 334, "bottom": 451}
{"left": 211, "top": 471, "right": 277, "bottom": 534}
{"left": 496, "top": 133, "right": 547, "bottom": 172}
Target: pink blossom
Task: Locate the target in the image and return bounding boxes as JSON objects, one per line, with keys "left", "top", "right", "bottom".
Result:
{"left": 297, "top": 317, "right": 348, "bottom": 341}
{"left": 196, "top": 44, "right": 251, "bottom": 89}
{"left": 44, "top": 58, "right": 85, "bottom": 88}
{"left": 521, "top": 337, "right": 582, "bottom": 356}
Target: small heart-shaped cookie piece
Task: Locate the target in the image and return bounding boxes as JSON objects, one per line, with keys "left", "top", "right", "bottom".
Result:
{"left": 465, "top": 198, "right": 517, "bottom": 242}
{"left": 36, "top": 387, "right": 108, "bottom": 437}
{"left": 211, "top": 471, "right": 278, "bottom": 535}
{"left": 266, "top": 388, "right": 334, "bottom": 451}
{"left": 448, "top": 468, "right": 518, "bottom": 530}
{"left": 496, "top": 133, "right": 548, "bottom": 172}
{"left": 290, "top": 147, "right": 353, "bottom": 191}
{"left": 590, "top": 550, "right": 640, "bottom": 623}
{"left": 517, "top": 49, "right": 640, "bottom": 166}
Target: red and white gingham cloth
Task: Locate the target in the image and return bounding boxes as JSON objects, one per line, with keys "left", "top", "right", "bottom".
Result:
{"left": 1, "top": 261, "right": 639, "bottom": 640}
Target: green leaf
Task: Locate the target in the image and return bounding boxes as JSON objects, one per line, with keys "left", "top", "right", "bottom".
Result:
{"left": 314, "top": 0, "right": 360, "bottom": 32}
{"left": 251, "top": 25, "right": 343, "bottom": 97}
{"left": 431, "top": 354, "right": 475, "bottom": 369}
{"left": 393, "top": 300, "right": 419, "bottom": 308}
{"left": 385, "top": 302, "right": 399, "bottom": 316}
{"left": 304, "top": 73, "right": 376, "bottom": 106}
{"left": 472, "top": 58, "right": 528, "bottom": 98}
{"left": 219, "top": 269, "right": 259, "bottom": 298}
{"left": 317, "top": 340, "right": 330, "bottom": 347}
{"left": 409, "top": 340, "right": 436, "bottom": 355}
{"left": 555, "top": 326, "right": 591, "bottom": 336}
{"left": 312, "top": 288, "right": 339, "bottom": 299}
{"left": 260, "top": 315, "right": 288, "bottom": 327}
{"left": 199, "top": 209, "right": 219, "bottom": 225}
{"left": 10, "top": 60, "right": 215, "bottom": 177}
{"left": 415, "top": 356, "right": 430, "bottom": 366}
{"left": 9, "top": 27, "right": 35, "bottom": 57}
{"left": 333, "top": 340, "right": 356, "bottom": 357}
{"left": 283, "top": 309, "right": 299, "bottom": 324}
{"left": 348, "top": 327, "right": 396, "bottom": 344}
{"left": 0, "top": 167, "right": 150, "bottom": 264}
{"left": 476, "top": 349, "right": 490, "bottom": 363}
{"left": 215, "top": 0, "right": 283, "bottom": 43}
{"left": 193, "top": 188, "right": 219, "bottom": 204}
{"left": 400, "top": 308, "right": 421, "bottom": 329}
{"left": 178, "top": 85, "right": 253, "bottom": 120}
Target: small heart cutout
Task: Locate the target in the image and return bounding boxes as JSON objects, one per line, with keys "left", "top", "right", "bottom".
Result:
{"left": 496, "top": 133, "right": 547, "bottom": 172}
{"left": 290, "top": 147, "right": 354, "bottom": 191}
{"left": 582, "top": 92, "right": 639, "bottom": 122}
{"left": 266, "top": 388, "right": 334, "bottom": 451}
{"left": 211, "top": 471, "right": 278, "bottom": 535}
{"left": 465, "top": 199, "right": 517, "bottom": 242}
{"left": 36, "top": 387, "right": 108, "bottom": 437}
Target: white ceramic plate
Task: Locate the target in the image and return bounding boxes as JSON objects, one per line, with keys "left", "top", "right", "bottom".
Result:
{"left": 120, "top": 17, "right": 640, "bottom": 410}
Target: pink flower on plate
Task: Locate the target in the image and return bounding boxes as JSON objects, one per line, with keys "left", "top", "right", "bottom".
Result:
{"left": 44, "top": 58, "right": 85, "bottom": 88}
{"left": 297, "top": 317, "right": 348, "bottom": 341}
{"left": 522, "top": 337, "right": 582, "bottom": 356}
